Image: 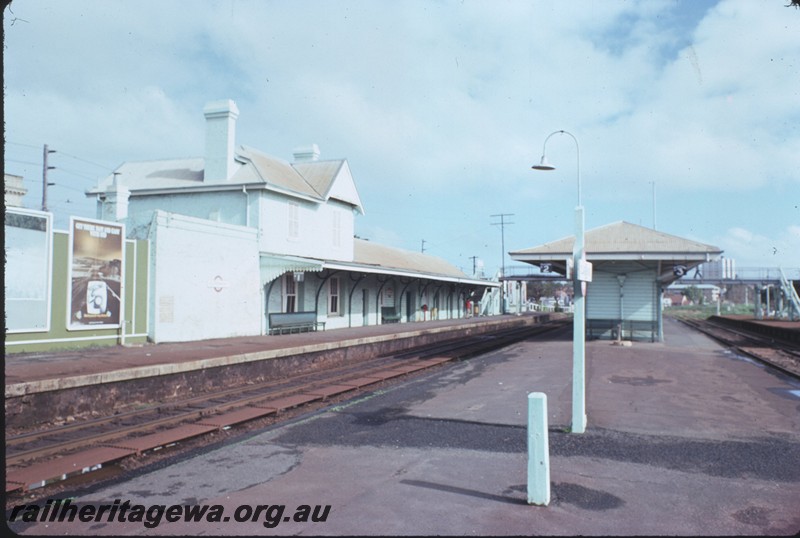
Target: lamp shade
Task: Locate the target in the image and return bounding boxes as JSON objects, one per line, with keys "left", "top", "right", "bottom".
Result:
{"left": 532, "top": 156, "right": 556, "bottom": 171}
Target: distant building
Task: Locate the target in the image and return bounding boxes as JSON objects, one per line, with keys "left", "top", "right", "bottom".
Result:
{"left": 666, "top": 284, "right": 721, "bottom": 304}
{"left": 4, "top": 173, "right": 27, "bottom": 207}
{"left": 696, "top": 257, "right": 736, "bottom": 280}
{"left": 88, "top": 100, "right": 499, "bottom": 342}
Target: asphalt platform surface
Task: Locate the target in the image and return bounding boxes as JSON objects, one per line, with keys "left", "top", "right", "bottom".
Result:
{"left": 4, "top": 315, "right": 527, "bottom": 387}
{"left": 6, "top": 317, "right": 800, "bottom": 535}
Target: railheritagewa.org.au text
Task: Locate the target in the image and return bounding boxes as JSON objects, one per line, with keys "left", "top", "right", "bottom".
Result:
{"left": 8, "top": 498, "right": 331, "bottom": 529}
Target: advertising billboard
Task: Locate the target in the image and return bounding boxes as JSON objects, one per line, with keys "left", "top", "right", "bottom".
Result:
{"left": 68, "top": 217, "right": 125, "bottom": 330}
{"left": 4, "top": 208, "right": 52, "bottom": 332}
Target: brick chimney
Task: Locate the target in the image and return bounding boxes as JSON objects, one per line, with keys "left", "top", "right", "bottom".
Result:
{"left": 203, "top": 99, "right": 239, "bottom": 182}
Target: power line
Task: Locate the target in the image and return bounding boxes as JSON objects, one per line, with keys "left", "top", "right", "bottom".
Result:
{"left": 6, "top": 141, "right": 42, "bottom": 150}
{"left": 53, "top": 166, "right": 102, "bottom": 182}
{"left": 6, "top": 158, "right": 43, "bottom": 167}
{"left": 490, "top": 213, "right": 515, "bottom": 278}
{"left": 57, "top": 150, "right": 114, "bottom": 172}
{"left": 7, "top": 140, "right": 115, "bottom": 173}
{"left": 51, "top": 182, "right": 90, "bottom": 194}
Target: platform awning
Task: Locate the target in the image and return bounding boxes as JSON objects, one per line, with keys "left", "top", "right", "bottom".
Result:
{"left": 259, "top": 254, "right": 324, "bottom": 284}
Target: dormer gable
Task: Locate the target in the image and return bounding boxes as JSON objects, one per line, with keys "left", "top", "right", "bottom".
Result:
{"left": 292, "top": 156, "right": 364, "bottom": 214}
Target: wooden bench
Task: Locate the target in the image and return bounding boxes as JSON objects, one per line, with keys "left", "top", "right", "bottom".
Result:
{"left": 381, "top": 307, "right": 401, "bottom": 324}
{"left": 268, "top": 312, "right": 325, "bottom": 335}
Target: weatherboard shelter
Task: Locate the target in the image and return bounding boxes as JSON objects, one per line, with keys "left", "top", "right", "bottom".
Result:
{"left": 509, "top": 221, "right": 723, "bottom": 341}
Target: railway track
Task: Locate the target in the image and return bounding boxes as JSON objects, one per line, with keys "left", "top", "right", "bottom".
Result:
{"left": 676, "top": 316, "right": 800, "bottom": 378}
{"left": 5, "top": 319, "right": 568, "bottom": 499}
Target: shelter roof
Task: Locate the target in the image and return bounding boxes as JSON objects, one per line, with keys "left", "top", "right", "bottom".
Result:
{"left": 320, "top": 239, "right": 497, "bottom": 287}
{"left": 353, "top": 239, "right": 467, "bottom": 278}
{"left": 510, "top": 221, "right": 722, "bottom": 262}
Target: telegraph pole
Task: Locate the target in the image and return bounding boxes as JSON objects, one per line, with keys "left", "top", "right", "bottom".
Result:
{"left": 490, "top": 213, "right": 514, "bottom": 277}
{"left": 651, "top": 181, "right": 657, "bottom": 231}
{"left": 42, "top": 144, "right": 56, "bottom": 211}
{"left": 421, "top": 239, "right": 427, "bottom": 253}
{"left": 469, "top": 255, "right": 478, "bottom": 277}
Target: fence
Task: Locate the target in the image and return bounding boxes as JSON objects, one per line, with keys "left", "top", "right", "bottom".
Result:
{"left": 5, "top": 209, "right": 149, "bottom": 353}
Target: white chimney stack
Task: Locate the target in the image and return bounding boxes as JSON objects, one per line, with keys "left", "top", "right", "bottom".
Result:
{"left": 293, "top": 144, "right": 321, "bottom": 162}
{"left": 99, "top": 173, "right": 130, "bottom": 221}
{"left": 203, "top": 99, "right": 239, "bottom": 182}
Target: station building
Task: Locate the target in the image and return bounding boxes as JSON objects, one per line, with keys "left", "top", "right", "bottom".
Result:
{"left": 510, "top": 221, "right": 723, "bottom": 341}
{"left": 87, "top": 99, "right": 499, "bottom": 343}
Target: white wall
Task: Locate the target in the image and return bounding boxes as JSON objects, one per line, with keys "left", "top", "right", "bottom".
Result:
{"left": 258, "top": 192, "right": 354, "bottom": 261}
{"left": 586, "top": 264, "right": 657, "bottom": 322}
{"left": 128, "top": 191, "right": 250, "bottom": 227}
{"left": 149, "top": 211, "right": 261, "bottom": 343}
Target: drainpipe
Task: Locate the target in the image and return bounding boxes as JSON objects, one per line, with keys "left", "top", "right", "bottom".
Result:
{"left": 242, "top": 185, "right": 250, "bottom": 227}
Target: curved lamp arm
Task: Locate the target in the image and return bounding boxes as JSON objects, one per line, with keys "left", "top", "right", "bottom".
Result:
{"left": 532, "top": 130, "right": 581, "bottom": 208}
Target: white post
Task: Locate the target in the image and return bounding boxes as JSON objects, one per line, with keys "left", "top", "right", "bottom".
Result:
{"left": 531, "top": 130, "right": 587, "bottom": 434}
{"left": 527, "top": 392, "right": 550, "bottom": 505}
{"left": 572, "top": 206, "right": 587, "bottom": 433}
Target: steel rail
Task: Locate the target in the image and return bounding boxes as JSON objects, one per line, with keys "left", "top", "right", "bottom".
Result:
{"left": 675, "top": 317, "right": 800, "bottom": 379}
{"left": 6, "top": 319, "right": 569, "bottom": 495}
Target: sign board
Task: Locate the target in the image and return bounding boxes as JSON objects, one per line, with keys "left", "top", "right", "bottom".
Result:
{"left": 577, "top": 259, "right": 593, "bottom": 282}
{"left": 5, "top": 208, "right": 52, "bottom": 332}
{"left": 68, "top": 217, "right": 125, "bottom": 330}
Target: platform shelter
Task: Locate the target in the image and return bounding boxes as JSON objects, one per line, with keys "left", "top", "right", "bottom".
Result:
{"left": 510, "top": 221, "right": 723, "bottom": 341}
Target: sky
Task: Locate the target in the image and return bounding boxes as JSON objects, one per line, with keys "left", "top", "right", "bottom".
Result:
{"left": 4, "top": 0, "right": 799, "bottom": 278}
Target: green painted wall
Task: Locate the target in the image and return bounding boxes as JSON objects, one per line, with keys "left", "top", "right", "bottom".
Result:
{"left": 4, "top": 233, "right": 149, "bottom": 353}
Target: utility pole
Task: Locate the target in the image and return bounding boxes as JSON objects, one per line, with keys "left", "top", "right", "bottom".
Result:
{"left": 42, "top": 144, "right": 56, "bottom": 211}
{"left": 490, "top": 213, "right": 514, "bottom": 277}
{"left": 469, "top": 255, "right": 478, "bottom": 277}
{"left": 650, "top": 181, "right": 657, "bottom": 230}
{"left": 421, "top": 239, "right": 427, "bottom": 253}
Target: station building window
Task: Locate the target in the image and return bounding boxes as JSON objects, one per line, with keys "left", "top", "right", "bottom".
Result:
{"left": 288, "top": 202, "right": 299, "bottom": 240}
{"left": 332, "top": 211, "right": 342, "bottom": 248}
{"left": 284, "top": 274, "right": 297, "bottom": 313}
{"left": 329, "top": 277, "right": 341, "bottom": 315}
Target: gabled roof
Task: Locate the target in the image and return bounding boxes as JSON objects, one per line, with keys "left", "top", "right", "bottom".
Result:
{"left": 236, "top": 145, "right": 321, "bottom": 199}
{"left": 292, "top": 159, "right": 343, "bottom": 197}
{"left": 292, "top": 159, "right": 364, "bottom": 214}
{"left": 88, "top": 145, "right": 364, "bottom": 213}
{"left": 510, "top": 221, "right": 722, "bottom": 262}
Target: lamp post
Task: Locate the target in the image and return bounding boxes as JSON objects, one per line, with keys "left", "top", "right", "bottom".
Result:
{"left": 532, "top": 130, "right": 587, "bottom": 433}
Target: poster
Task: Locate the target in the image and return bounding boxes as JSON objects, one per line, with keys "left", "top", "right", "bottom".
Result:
{"left": 68, "top": 217, "right": 124, "bottom": 329}
{"left": 5, "top": 208, "right": 52, "bottom": 332}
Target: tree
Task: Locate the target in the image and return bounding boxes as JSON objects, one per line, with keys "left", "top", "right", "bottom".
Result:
{"left": 682, "top": 286, "right": 704, "bottom": 306}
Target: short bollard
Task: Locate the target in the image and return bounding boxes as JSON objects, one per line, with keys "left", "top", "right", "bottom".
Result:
{"left": 527, "top": 392, "right": 550, "bottom": 506}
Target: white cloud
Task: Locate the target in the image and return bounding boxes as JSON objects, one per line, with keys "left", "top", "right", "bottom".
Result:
{"left": 4, "top": 0, "right": 799, "bottom": 273}
{"left": 716, "top": 226, "right": 800, "bottom": 268}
